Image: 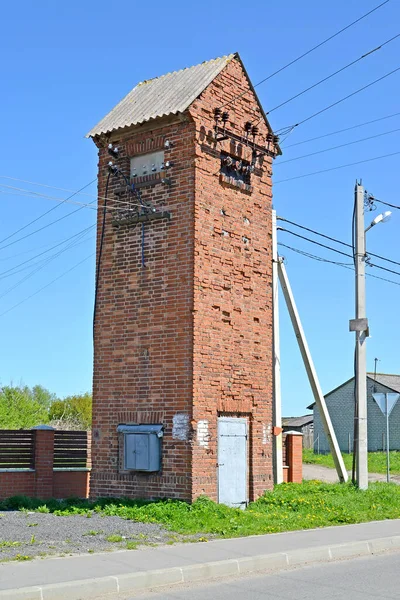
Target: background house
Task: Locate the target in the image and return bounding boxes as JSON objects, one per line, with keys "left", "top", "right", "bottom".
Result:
{"left": 309, "top": 374, "right": 400, "bottom": 454}
{"left": 282, "top": 415, "right": 313, "bottom": 448}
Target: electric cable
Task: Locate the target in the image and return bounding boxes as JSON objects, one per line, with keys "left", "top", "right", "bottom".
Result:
{"left": 277, "top": 65, "right": 400, "bottom": 134}
{"left": 279, "top": 228, "right": 400, "bottom": 277}
{"left": 283, "top": 111, "right": 400, "bottom": 148}
{"left": 278, "top": 227, "right": 353, "bottom": 259}
{"left": 93, "top": 172, "right": 111, "bottom": 335}
{"left": 0, "top": 226, "right": 94, "bottom": 301}
{"left": 277, "top": 217, "right": 400, "bottom": 269}
{"left": 259, "top": 32, "right": 400, "bottom": 121}
{"left": 371, "top": 197, "right": 400, "bottom": 210}
{"left": 274, "top": 150, "right": 400, "bottom": 184}
{"left": 0, "top": 179, "right": 96, "bottom": 246}
{"left": 0, "top": 224, "right": 96, "bottom": 280}
{"left": 275, "top": 127, "right": 400, "bottom": 166}
{"left": 219, "top": 0, "right": 390, "bottom": 109}
{"left": 277, "top": 243, "right": 400, "bottom": 286}
{"left": 0, "top": 253, "right": 94, "bottom": 319}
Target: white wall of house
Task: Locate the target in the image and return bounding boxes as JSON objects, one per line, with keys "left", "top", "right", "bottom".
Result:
{"left": 313, "top": 378, "right": 400, "bottom": 453}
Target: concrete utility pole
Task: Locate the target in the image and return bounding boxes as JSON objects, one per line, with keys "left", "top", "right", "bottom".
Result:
{"left": 272, "top": 211, "right": 283, "bottom": 484}
{"left": 277, "top": 259, "right": 348, "bottom": 483}
{"left": 354, "top": 181, "right": 368, "bottom": 491}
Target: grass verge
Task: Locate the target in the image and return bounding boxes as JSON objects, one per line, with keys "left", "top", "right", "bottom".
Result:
{"left": 1, "top": 481, "right": 400, "bottom": 538}
{"left": 303, "top": 448, "right": 400, "bottom": 475}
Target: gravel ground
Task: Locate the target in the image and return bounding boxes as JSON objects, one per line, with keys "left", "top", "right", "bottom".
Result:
{"left": 0, "top": 512, "right": 191, "bottom": 562}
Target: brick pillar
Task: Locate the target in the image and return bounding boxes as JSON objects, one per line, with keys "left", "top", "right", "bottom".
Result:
{"left": 286, "top": 432, "right": 303, "bottom": 483}
{"left": 33, "top": 425, "right": 55, "bottom": 499}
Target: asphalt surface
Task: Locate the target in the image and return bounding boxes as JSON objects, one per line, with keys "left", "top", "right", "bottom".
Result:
{"left": 101, "top": 551, "right": 400, "bottom": 599}
{"left": 2, "top": 518, "right": 400, "bottom": 596}
{"left": 303, "top": 463, "right": 400, "bottom": 484}
{"left": 0, "top": 511, "right": 175, "bottom": 560}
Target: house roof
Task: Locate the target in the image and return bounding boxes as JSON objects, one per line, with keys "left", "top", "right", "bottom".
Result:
{"left": 282, "top": 415, "right": 313, "bottom": 427}
{"left": 86, "top": 53, "right": 277, "bottom": 145}
{"left": 87, "top": 54, "right": 235, "bottom": 138}
{"left": 369, "top": 373, "right": 400, "bottom": 393}
{"left": 307, "top": 372, "right": 400, "bottom": 410}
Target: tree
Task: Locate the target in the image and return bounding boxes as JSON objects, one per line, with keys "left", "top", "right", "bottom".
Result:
{"left": 49, "top": 393, "right": 92, "bottom": 430}
{"left": 0, "top": 386, "right": 50, "bottom": 429}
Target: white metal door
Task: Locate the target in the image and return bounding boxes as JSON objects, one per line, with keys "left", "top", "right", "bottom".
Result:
{"left": 218, "top": 417, "right": 247, "bottom": 508}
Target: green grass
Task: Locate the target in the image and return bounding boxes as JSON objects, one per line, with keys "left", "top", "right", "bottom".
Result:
{"left": 2, "top": 481, "right": 400, "bottom": 538}
{"left": 303, "top": 449, "right": 400, "bottom": 475}
{"left": 105, "top": 534, "right": 123, "bottom": 543}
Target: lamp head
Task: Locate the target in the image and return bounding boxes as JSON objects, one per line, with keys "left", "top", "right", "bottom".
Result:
{"left": 369, "top": 210, "right": 392, "bottom": 228}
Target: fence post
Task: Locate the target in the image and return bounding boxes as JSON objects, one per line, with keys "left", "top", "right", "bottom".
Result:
{"left": 286, "top": 431, "right": 303, "bottom": 483}
{"left": 33, "top": 425, "right": 55, "bottom": 499}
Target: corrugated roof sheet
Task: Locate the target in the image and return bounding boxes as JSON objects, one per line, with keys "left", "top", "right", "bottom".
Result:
{"left": 86, "top": 54, "right": 236, "bottom": 138}
{"left": 368, "top": 373, "right": 400, "bottom": 393}
{"left": 307, "top": 373, "right": 400, "bottom": 409}
{"left": 282, "top": 415, "right": 313, "bottom": 427}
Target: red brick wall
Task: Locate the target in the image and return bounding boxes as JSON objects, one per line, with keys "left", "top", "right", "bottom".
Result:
{"left": 0, "top": 471, "right": 35, "bottom": 498}
{"left": 189, "top": 57, "right": 275, "bottom": 501}
{"left": 53, "top": 471, "right": 90, "bottom": 498}
{"left": 0, "top": 429, "right": 90, "bottom": 500}
{"left": 91, "top": 119, "right": 196, "bottom": 500}
{"left": 286, "top": 433, "right": 303, "bottom": 483}
{"left": 90, "top": 56, "right": 278, "bottom": 502}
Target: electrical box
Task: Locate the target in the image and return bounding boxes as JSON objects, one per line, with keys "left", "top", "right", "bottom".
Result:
{"left": 118, "top": 424, "right": 163, "bottom": 472}
{"left": 130, "top": 150, "right": 165, "bottom": 179}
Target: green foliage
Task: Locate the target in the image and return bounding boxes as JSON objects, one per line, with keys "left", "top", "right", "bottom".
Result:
{"left": 0, "top": 386, "right": 50, "bottom": 429}
{"left": 49, "top": 393, "right": 92, "bottom": 430}
{"left": 0, "top": 383, "right": 91, "bottom": 430}
{"left": 303, "top": 448, "right": 400, "bottom": 475}
{"left": 3, "top": 481, "right": 400, "bottom": 538}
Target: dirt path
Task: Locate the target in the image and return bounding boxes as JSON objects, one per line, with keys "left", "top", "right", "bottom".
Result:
{"left": 303, "top": 463, "right": 400, "bottom": 484}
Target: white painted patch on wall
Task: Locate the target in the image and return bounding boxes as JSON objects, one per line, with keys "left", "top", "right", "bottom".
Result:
{"left": 197, "top": 420, "right": 209, "bottom": 447}
{"left": 172, "top": 413, "right": 190, "bottom": 441}
{"left": 263, "top": 423, "right": 271, "bottom": 445}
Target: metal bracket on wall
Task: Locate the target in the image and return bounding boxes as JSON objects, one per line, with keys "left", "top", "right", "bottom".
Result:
{"left": 112, "top": 210, "right": 171, "bottom": 227}
{"left": 214, "top": 126, "right": 277, "bottom": 159}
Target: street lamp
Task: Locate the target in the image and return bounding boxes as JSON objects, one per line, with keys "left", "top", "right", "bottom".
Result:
{"left": 351, "top": 183, "right": 391, "bottom": 490}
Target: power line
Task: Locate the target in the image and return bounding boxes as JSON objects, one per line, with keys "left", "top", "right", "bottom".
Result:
{"left": 0, "top": 181, "right": 150, "bottom": 215}
{"left": 283, "top": 111, "right": 400, "bottom": 148}
{"left": 0, "top": 227, "right": 94, "bottom": 300}
{"left": 0, "top": 180, "right": 96, "bottom": 245}
{"left": 279, "top": 228, "right": 400, "bottom": 277}
{"left": 265, "top": 32, "right": 400, "bottom": 116}
{"left": 278, "top": 242, "right": 400, "bottom": 287}
{"left": 278, "top": 216, "right": 400, "bottom": 268}
{"left": 278, "top": 227, "right": 353, "bottom": 258}
{"left": 219, "top": 1, "right": 390, "bottom": 109}
{"left": 372, "top": 197, "right": 400, "bottom": 210}
{"left": 274, "top": 150, "right": 400, "bottom": 184}
{"left": 0, "top": 253, "right": 95, "bottom": 318}
{"left": 0, "top": 224, "right": 96, "bottom": 280}
{"left": 275, "top": 127, "right": 400, "bottom": 166}
{"left": 278, "top": 65, "right": 400, "bottom": 133}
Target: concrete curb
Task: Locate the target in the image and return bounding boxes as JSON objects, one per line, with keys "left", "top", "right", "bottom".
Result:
{"left": 2, "top": 535, "right": 400, "bottom": 599}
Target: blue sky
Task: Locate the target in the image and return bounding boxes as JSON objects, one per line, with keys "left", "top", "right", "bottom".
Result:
{"left": 0, "top": 0, "right": 399, "bottom": 416}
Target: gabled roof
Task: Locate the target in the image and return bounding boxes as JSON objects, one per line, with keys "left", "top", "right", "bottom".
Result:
{"left": 369, "top": 373, "right": 400, "bottom": 394}
{"left": 282, "top": 415, "right": 313, "bottom": 427}
{"left": 87, "top": 54, "right": 235, "bottom": 138}
{"left": 307, "top": 372, "right": 400, "bottom": 410}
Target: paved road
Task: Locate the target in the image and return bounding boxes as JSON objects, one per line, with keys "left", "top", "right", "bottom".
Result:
{"left": 103, "top": 551, "right": 400, "bottom": 599}
{"left": 303, "top": 463, "right": 400, "bottom": 484}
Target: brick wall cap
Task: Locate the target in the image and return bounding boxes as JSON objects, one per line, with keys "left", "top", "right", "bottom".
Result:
{"left": 32, "top": 424, "right": 55, "bottom": 430}
{"left": 285, "top": 430, "right": 303, "bottom": 436}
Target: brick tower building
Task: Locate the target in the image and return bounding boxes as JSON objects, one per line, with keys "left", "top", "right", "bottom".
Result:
{"left": 87, "top": 53, "right": 281, "bottom": 505}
